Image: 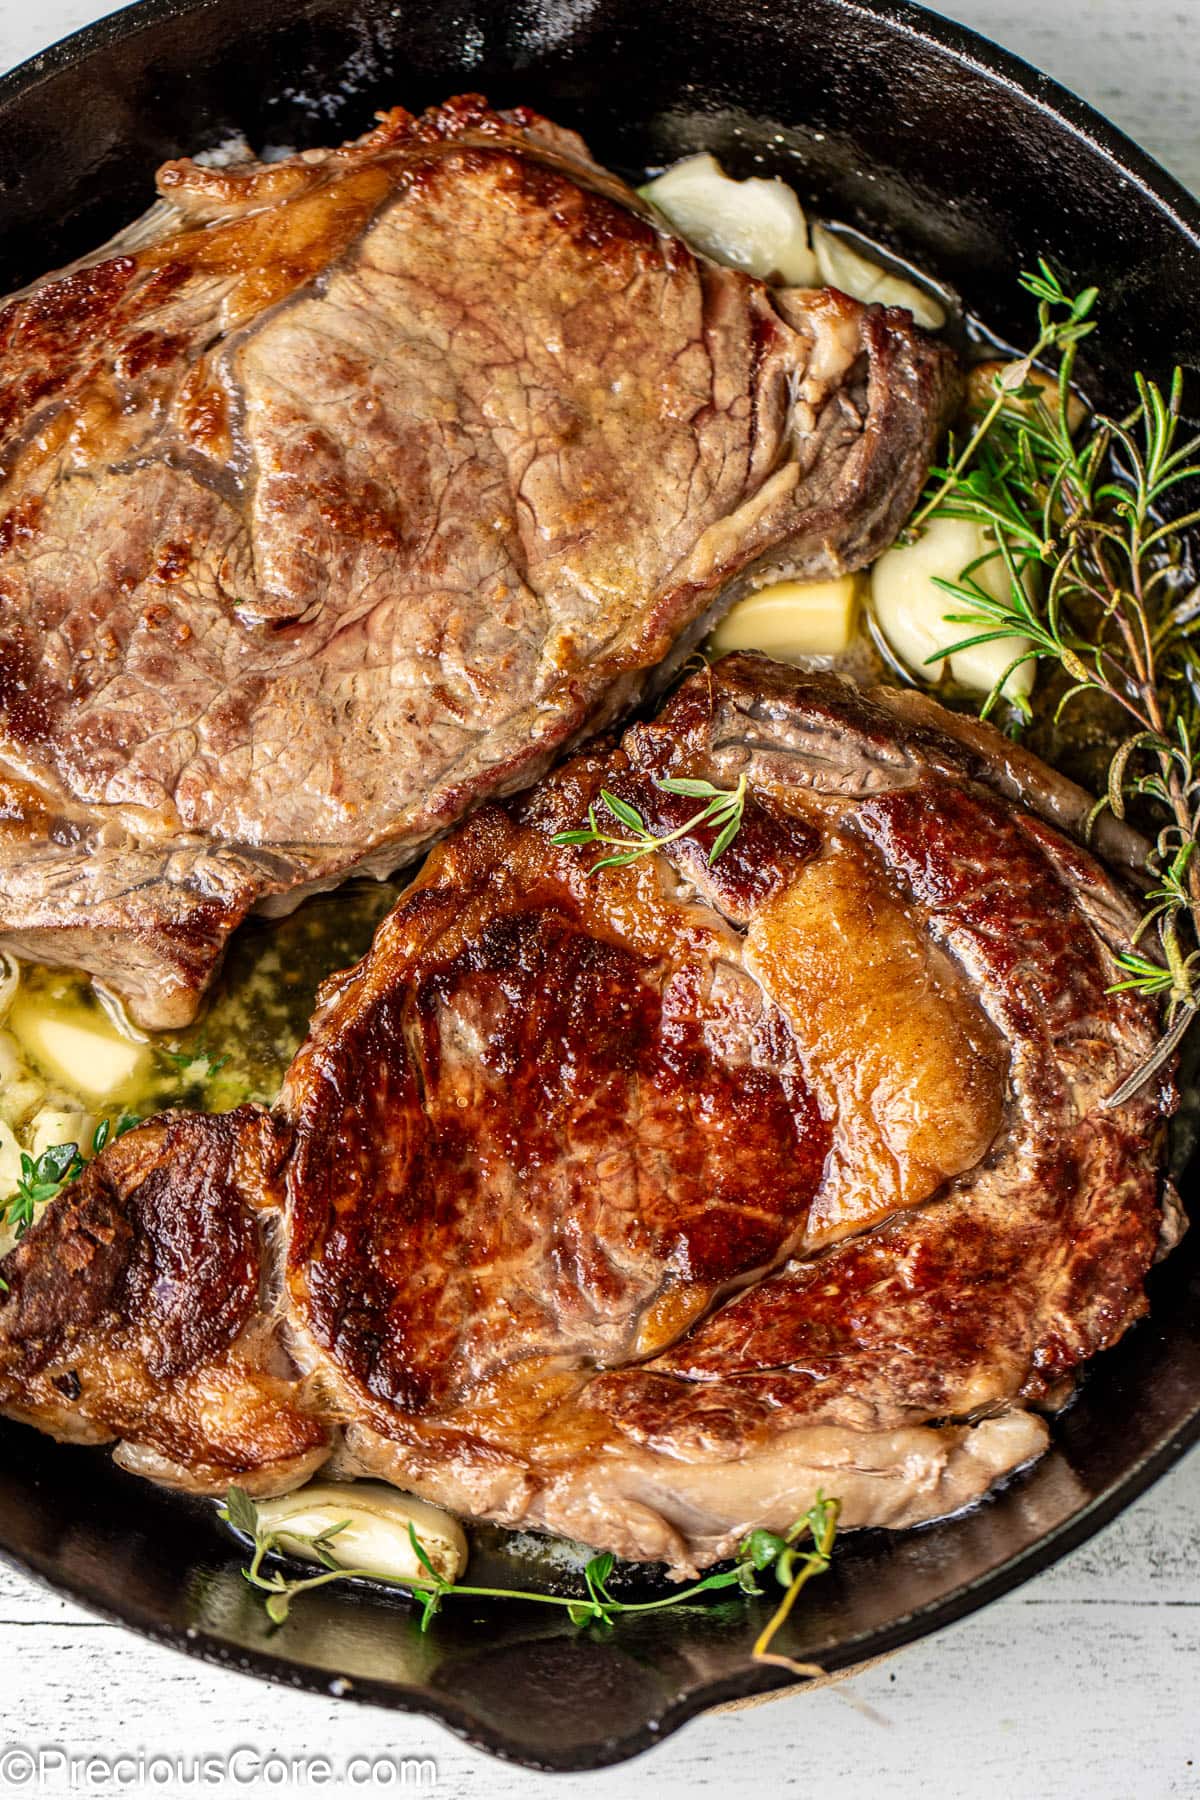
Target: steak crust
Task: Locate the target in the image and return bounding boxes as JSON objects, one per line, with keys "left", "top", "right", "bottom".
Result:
{"left": 0, "top": 98, "right": 954, "bottom": 1027}
{"left": 0, "top": 1110, "right": 328, "bottom": 1491}
{"left": 0, "top": 658, "right": 1172, "bottom": 1572}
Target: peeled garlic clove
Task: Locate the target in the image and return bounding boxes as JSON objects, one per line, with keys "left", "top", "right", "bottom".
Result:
{"left": 965, "top": 359, "right": 1088, "bottom": 434}
{"left": 641, "top": 154, "right": 818, "bottom": 286}
{"left": 27, "top": 1103, "right": 95, "bottom": 1161}
{"left": 0, "top": 1120, "right": 22, "bottom": 1199}
{"left": 812, "top": 225, "right": 946, "bottom": 331}
{"left": 710, "top": 575, "right": 861, "bottom": 660}
{"left": 871, "top": 515, "right": 1034, "bottom": 702}
{"left": 255, "top": 1483, "right": 468, "bottom": 1585}
{"left": 949, "top": 632, "right": 1035, "bottom": 702}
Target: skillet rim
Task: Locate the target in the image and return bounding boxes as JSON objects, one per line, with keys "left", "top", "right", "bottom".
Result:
{"left": 0, "top": 0, "right": 1197, "bottom": 1769}
{"left": 5, "top": 0, "right": 1200, "bottom": 250}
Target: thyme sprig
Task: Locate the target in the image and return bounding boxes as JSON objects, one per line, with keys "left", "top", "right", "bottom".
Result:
{"left": 551, "top": 774, "right": 748, "bottom": 872}
{"left": 750, "top": 1491, "right": 841, "bottom": 1676}
{"left": 2, "top": 1113, "right": 138, "bottom": 1241}
{"left": 222, "top": 1485, "right": 839, "bottom": 1671}
{"left": 4, "top": 1141, "right": 84, "bottom": 1238}
{"left": 908, "top": 260, "right": 1200, "bottom": 1100}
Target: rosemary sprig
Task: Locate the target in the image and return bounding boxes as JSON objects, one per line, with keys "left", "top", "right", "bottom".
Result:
{"left": 907, "top": 262, "right": 1098, "bottom": 538}
{"left": 907, "top": 260, "right": 1200, "bottom": 1100}
{"left": 551, "top": 774, "right": 748, "bottom": 872}
{"left": 221, "top": 1485, "right": 838, "bottom": 1669}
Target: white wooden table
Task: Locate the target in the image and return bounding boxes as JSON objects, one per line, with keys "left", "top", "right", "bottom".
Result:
{"left": 0, "top": 1, "right": 1196, "bottom": 1793}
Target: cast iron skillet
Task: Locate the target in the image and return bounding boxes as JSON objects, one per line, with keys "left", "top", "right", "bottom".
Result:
{"left": 1, "top": 0, "right": 1199, "bottom": 1772}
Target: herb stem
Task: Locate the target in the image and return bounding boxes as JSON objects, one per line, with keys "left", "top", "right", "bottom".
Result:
{"left": 750, "top": 1496, "right": 841, "bottom": 1677}
{"left": 907, "top": 301, "right": 1074, "bottom": 537}
{"left": 222, "top": 1486, "right": 839, "bottom": 1651}
{"left": 905, "top": 261, "right": 1200, "bottom": 1093}
{"left": 552, "top": 773, "right": 748, "bottom": 873}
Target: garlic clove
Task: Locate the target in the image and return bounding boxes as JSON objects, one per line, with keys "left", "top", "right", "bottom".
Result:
{"left": 871, "top": 515, "right": 1034, "bottom": 702}
{"left": 949, "top": 629, "right": 1036, "bottom": 702}
{"left": 254, "top": 1482, "right": 468, "bottom": 1585}
{"left": 27, "top": 1104, "right": 95, "bottom": 1162}
{"left": 812, "top": 225, "right": 946, "bottom": 331}
{"left": 710, "top": 575, "right": 861, "bottom": 660}
{"left": 641, "top": 154, "right": 818, "bottom": 286}
{"left": 0, "top": 1120, "right": 21, "bottom": 1200}
{"left": 965, "top": 359, "right": 1088, "bottom": 434}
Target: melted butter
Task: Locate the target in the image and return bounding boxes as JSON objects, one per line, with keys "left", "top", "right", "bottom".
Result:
{"left": 745, "top": 842, "right": 1006, "bottom": 1248}
{"left": 0, "top": 880, "right": 401, "bottom": 1159}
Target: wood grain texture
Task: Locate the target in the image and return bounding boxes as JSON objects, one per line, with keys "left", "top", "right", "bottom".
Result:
{"left": 0, "top": 0, "right": 1196, "bottom": 1794}
{"left": 934, "top": 0, "right": 1200, "bottom": 194}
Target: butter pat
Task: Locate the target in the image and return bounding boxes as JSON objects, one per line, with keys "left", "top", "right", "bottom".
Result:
{"left": 710, "top": 575, "right": 861, "bottom": 660}
{"left": 11, "top": 1000, "right": 149, "bottom": 1106}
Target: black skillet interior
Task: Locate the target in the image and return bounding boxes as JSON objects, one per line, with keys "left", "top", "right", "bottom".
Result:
{"left": 1, "top": 0, "right": 1199, "bottom": 1772}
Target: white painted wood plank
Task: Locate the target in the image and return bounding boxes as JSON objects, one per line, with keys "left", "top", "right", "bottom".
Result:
{"left": 0, "top": 1, "right": 1196, "bottom": 1794}
{"left": 933, "top": 0, "right": 1200, "bottom": 196}
{"left": 0, "top": 1451, "right": 1195, "bottom": 1799}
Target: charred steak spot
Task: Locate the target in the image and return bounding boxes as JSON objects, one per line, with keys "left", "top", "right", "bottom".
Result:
{"left": 0, "top": 1182, "right": 134, "bottom": 1381}
{"left": 0, "top": 1112, "right": 263, "bottom": 1386}
{"left": 287, "top": 901, "right": 829, "bottom": 1412}
{"left": 113, "top": 1120, "right": 263, "bottom": 1382}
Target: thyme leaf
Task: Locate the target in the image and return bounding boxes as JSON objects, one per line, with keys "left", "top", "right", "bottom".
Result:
{"left": 221, "top": 1485, "right": 838, "bottom": 1663}
{"left": 905, "top": 260, "right": 1200, "bottom": 1099}
{"left": 1, "top": 1113, "right": 139, "bottom": 1249}
{"left": 159, "top": 1041, "right": 230, "bottom": 1082}
{"left": 750, "top": 1493, "right": 841, "bottom": 1677}
{"left": 551, "top": 774, "right": 748, "bottom": 873}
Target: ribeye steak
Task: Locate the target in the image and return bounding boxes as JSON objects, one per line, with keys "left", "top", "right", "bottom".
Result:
{"left": 0, "top": 657, "right": 1174, "bottom": 1573}
{"left": 0, "top": 97, "right": 953, "bottom": 1027}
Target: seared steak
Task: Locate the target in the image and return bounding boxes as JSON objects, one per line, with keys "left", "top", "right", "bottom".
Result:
{"left": 0, "top": 97, "right": 953, "bottom": 1028}
{"left": 0, "top": 657, "right": 1173, "bottom": 1572}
